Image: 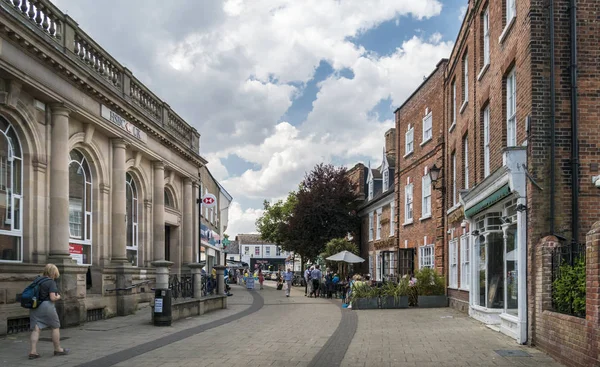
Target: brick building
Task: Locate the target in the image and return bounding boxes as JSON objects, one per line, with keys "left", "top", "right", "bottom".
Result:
{"left": 394, "top": 60, "right": 446, "bottom": 278}
{"left": 349, "top": 129, "right": 398, "bottom": 281}
{"left": 437, "top": 0, "right": 600, "bottom": 360}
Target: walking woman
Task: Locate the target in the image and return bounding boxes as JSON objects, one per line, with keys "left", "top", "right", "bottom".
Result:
{"left": 29, "top": 264, "right": 69, "bottom": 359}
{"left": 258, "top": 268, "right": 264, "bottom": 290}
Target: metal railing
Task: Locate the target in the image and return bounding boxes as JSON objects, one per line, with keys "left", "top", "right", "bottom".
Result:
{"left": 169, "top": 274, "right": 193, "bottom": 300}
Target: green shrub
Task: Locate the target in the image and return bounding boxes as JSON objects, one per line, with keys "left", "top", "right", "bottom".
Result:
{"left": 350, "top": 283, "right": 380, "bottom": 301}
{"left": 415, "top": 268, "right": 446, "bottom": 296}
{"left": 552, "top": 256, "right": 586, "bottom": 317}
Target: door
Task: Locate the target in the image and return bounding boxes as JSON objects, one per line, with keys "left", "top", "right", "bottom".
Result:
{"left": 398, "top": 248, "right": 415, "bottom": 277}
{"left": 165, "top": 225, "right": 171, "bottom": 261}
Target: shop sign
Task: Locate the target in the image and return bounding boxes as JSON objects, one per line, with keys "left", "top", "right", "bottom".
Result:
{"left": 202, "top": 193, "right": 217, "bottom": 208}
{"left": 69, "top": 243, "right": 84, "bottom": 265}
{"left": 101, "top": 105, "right": 147, "bottom": 143}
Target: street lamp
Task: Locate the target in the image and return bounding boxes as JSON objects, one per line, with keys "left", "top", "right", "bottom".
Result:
{"left": 428, "top": 163, "right": 442, "bottom": 189}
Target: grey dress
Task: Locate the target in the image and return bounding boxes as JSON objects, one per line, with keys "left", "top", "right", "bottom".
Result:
{"left": 29, "top": 277, "right": 61, "bottom": 330}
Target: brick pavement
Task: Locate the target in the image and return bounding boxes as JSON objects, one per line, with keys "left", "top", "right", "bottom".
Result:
{"left": 0, "top": 281, "right": 565, "bottom": 367}
{"left": 341, "top": 307, "right": 563, "bottom": 367}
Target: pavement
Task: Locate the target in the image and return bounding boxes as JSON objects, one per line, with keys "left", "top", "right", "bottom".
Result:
{"left": 0, "top": 281, "right": 564, "bottom": 367}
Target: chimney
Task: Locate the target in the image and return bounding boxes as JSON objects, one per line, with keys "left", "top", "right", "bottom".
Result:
{"left": 385, "top": 128, "right": 396, "bottom": 157}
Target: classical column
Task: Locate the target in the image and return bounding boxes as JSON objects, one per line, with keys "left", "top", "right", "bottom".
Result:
{"left": 192, "top": 181, "right": 200, "bottom": 263}
{"left": 48, "top": 105, "right": 71, "bottom": 260}
{"left": 182, "top": 178, "right": 193, "bottom": 265}
{"left": 152, "top": 162, "right": 165, "bottom": 261}
{"left": 111, "top": 139, "right": 128, "bottom": 263}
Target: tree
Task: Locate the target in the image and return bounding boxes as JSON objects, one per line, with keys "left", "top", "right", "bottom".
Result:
{"left": 256, "top": 191, "right": 299, "bottom": 259}
{"left": 288, "top": 163, "right": 361, "bottom": 263}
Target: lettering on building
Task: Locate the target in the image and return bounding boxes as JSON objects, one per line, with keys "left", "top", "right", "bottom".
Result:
{"left": 101, "top": 105, "right": 147, "bottom": 143}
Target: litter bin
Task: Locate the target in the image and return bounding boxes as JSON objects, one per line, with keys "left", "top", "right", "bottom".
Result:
{"left": 153, "top": 289, "right": 172, "bottom": 326}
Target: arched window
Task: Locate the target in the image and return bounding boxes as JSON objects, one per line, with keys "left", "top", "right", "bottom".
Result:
{"left": 126, "top": 173, "right": 138, "bottom": 266}
{"left": 0, "top": 117, "right": 22, "bottom": 262}
{"left": 68, "top": 149, "right": 92, "bottom": 265}
{"left": 164, "top": 188, "right": 174, "bottom": 209}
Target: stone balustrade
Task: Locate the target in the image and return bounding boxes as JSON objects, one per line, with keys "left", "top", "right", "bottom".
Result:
{"left": 1, "top": 0, "right": 200, "bottom": 154}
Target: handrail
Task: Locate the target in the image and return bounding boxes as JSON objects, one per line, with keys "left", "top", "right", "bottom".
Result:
{"left": 105, "top": 280, "right": 153, "bottom": 292}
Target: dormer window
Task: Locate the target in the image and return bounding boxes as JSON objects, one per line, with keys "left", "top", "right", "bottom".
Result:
{"left": 383, "top": 170, "right": 389, "bottom": 192}
{"left": 368, "top": 179, "right": 374, "bottom": 200}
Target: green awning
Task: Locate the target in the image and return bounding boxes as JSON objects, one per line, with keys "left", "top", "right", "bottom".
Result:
{"left": 464, "top": 184, "right": 512, "bottom": 218}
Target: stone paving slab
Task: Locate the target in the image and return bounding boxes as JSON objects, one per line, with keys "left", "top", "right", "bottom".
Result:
{"left": 0, "top": 290, "right": 255, "bottom": 367}
{"left": 340, "top": 307, "right": 563, "bottom": 367}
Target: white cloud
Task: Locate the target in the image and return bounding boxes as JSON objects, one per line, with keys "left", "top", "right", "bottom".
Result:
{"left": 459, "top": 5, "right": 468, "bottom": 21}
{"left": 226, "top": 202, "right": 263, "bottom": 236}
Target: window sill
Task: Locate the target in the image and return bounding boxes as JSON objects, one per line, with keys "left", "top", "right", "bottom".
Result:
{"left": 477, "top": 63, "right": 490, "bottom": 81}
{"left": 446, "top": 203, "right": 462, "bottom": 215}
{"left": 402, "top": 220, "right": 413, "bottom": 227}
{"left": 447, "top": 286, "right": 459, "bottom": 290}
{"left": 403, "top": 151, "right": 414, "bottom": 159}
{"left": 499, "top": 16, "right": 516, "bottom": 44}
{"left": 449, "top": 123, "right": 456, "bottom": 133}
{"left": 420, "top": 137, "right": 432, "bottom": 147}
{"left": 419, "top": 214, "right": 432, "bottom": 221}
{"left": 459, "top": 287, "right": 470, "bottom": 292}
{"left": 459, "top": 100, "right": 468, "bottom": 114}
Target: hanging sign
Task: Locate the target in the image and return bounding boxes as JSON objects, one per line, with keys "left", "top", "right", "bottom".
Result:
{"left": 202, "top": 193, "right": 217, "bottom": 208}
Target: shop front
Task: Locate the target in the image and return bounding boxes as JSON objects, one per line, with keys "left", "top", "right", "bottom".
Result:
{"left": 461, "top": 148, "right": 527, "bottom": 344}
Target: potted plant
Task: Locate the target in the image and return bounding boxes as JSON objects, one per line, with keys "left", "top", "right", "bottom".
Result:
{"left": 380, "top": 279, "right": 409, "bottom": 309}
{"left": 351, "top": 284, "right": 380, "bottom": 309}
{"left": 415, "top": 268, "right": 448, "bottom": 308}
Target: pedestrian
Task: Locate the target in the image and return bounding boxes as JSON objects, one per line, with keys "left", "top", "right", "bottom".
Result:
{"left": 310, "top": 265, "right": 322, "bottom": 298}
{"left": 304, "top": 266, "right": 311, "bottom": 296}
{"left": 258, "top": 269, "right": 264, "bottom": 290}
{"left": 325, "top": 268, "right": 334, "bottom": 299}
{"left": 28, "top": 264, "right": 69, "bottom": 359}
{"left": 282, "top": 268, "right": 294, "bottom": 297}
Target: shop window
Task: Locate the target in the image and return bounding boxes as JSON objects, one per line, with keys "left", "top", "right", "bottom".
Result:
{"left": 266, "top": 246, "right": 271, "bottom": 256}
{"left": 474, "top": 212, "right": 505, "bottom": 309}
{"left": 68, "top": 149, "right": 92, "bottom": 265}
{"left": 276, "top": 246, "right": 281, "bottom": 256}
{"left": 255, "top": 246, "right": 260, "bottom": 256}
{"left": 126, "top": 173, "right": 139, "bottom": 266}
{"left": 382, "top": 251, "right": 397, "bottom": 282}
{"left": 0, "top": 117, "right": 22, "bottom": 262}
{"left": 419, "top": 244, "right": 434, "bottom": 269}
{"left": 368, "top": 254, "right": 374, "bottom": 277}
{"left": 449, "top": 239, "right": 458, "bottom": 288}
{"left": 460, "top": 235, "right": 470, "bottom": 290}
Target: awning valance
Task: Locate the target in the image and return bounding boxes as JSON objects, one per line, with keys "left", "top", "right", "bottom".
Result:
{"left": 464, "top": 184, "right": 511, "bottom": 218}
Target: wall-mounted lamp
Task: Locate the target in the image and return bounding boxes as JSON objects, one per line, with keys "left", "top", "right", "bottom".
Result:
{"left": 593, "top": 175, "right": 600, "bottom": 188}
{"left": 428, "top": 163, "right": 442, "bottom": 190}
{"left": 516, "top": 204, "right": 527, "bottom": 212}
{"left": 471, "top": 230, "right": 479, "bottom": 236}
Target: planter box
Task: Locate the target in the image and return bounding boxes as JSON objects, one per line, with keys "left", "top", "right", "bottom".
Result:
{"left": 353, "top": 297, "right": 379, "bottom": 309}
{"left": 418, "top": 295, "right": 448, "bottom": 308}
{"left": 381, "top": 296, "right": 408, "bottom": 309}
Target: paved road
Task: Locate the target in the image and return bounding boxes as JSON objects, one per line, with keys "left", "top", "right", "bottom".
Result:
{"left": 0, "top": 281, "right": 563, "bottom": 367}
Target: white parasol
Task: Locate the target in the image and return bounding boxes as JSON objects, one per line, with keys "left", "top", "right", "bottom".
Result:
{"left": 326, "top": 250, "right": 365, "bottom": 263}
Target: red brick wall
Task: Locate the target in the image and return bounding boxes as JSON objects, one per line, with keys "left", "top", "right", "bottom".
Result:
{"left": 395, "top": 61, "right": 445, "bottom": 275}
{"left": 531, "top": 222, "right": 600, "bottom": 367}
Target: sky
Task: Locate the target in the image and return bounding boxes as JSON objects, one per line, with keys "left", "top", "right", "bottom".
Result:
{"left": 54, "top": 0, "right": 465, "bottom": 236}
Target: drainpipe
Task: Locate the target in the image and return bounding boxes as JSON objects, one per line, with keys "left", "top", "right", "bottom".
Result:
{"left": 549, "top": 0, "right": 556, "bottom": 235}
{"left": 569, "top": 0, "right": 579, "bottom": 252}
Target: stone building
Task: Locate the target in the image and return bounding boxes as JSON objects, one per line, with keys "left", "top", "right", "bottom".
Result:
{"left": 350, "top": 129, "right": 397, "bottom": 281}
{"left": 439, "top": 0, "right": 600, "bottom": 355}
{"left": 0, "top": 1, "right": 212, "bottom": 334}
{"left": 394, "top": 60, "right": 446, "bottom": 279}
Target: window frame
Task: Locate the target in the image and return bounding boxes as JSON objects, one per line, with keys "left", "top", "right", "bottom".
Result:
{"left": 369, "top": 212, "right": 374, "bottom": 241}
{"left": 404, "top": 183, "right": 413, "bottom": 224}
{"left": 368, "top": 179, "right": 374, "bottom": 200}
{"left": 422, "top": 112, "right": 432, "bottom": 144}
{"left": 126, "top": 172, "right": 139, "bottom": 266}
{"left": 244, "top": 246, "right": 249, "bottom": 255}
{"left": 463, "top": 52, "right": 469, "bottom": 104}
{"left": 419, "top": 244, "right": 434, "bottom": 269}
{"left": 506, "top": 68, "right": 517, "bottom": 147}
{"left": 376, "top": 209, "right": 382, "bottom": 240}
{"left": 450, "top": 80, "right": 457, "bottom": 130}
{"left": 449, "top": 239, "right": 458, "bottom": 288}
{"left": 483, "top": 106, "right": 490, "bottom": 177}
{"left": 421, "top": 174, "right": 431, "bottom": 218}
{"left": 460, "top": 234, "right": 470, "bottom": 290}
{"left": 452, "top": 152, "right": 458, "bottom": 206}
{"left": 405, "top": 127, "right": 414, "bottom": 155}
{"left": 266, "top": 246, "right": 271, "bottom": 256}
{"left": 68, "top": 149, "right": 93, "bottom": 265}
{"left": 383, "top": 170, "right": 389, "bottom": 192}
{"left": 483, "top": 8, "right": 490, "bottom": 67}
{"left": 507, "top": 0, "right": 516, "bottom": 24}
{"left": 389, "top": 201, "right": 395, "bottom": 237}
{"left": 464, "top": 135, "right": 469, "bottom": 189}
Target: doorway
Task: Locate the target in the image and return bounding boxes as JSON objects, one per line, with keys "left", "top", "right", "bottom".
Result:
{"left": 165, "top": 225, "right": 171, "bottom": 262}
